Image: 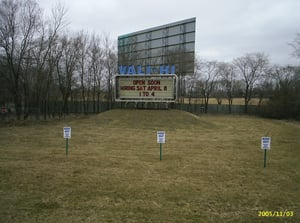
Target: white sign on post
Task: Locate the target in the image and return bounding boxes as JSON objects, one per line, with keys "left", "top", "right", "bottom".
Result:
{"left": 63, "top": 127, "right": 71, "bottom": 139}
{"left": 157, "top": 131, "right": 166, "bottom": 144}
{"left": 261, "top": 137, "right": 271, "bottom": 149}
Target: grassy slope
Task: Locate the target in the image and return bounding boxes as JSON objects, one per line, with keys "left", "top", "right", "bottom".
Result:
{"left": 0, "top": 110, "right": 299, "bottom": 223}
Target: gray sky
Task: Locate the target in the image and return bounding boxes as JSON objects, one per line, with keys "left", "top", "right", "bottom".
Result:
{"left": 38, "top": 0, "right": 300, "bottom": 65}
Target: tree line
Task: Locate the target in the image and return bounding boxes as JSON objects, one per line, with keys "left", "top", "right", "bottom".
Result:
{"left": 183, "top": 52, "right": 300, "bottom": 120}
{"left": 0, "top": 0, "right": 117, "bottom": 120}
{"left": 1, "top": 0, "right": 299, "bottom": 120}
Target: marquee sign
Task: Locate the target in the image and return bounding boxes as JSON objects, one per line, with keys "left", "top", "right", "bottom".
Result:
{"left": 115, "top": 75, "right": 177, "bottom": 102}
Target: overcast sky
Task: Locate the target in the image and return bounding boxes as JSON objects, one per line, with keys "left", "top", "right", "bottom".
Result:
{"left": 37, "top": 0, "right": 300, "bottom": 65}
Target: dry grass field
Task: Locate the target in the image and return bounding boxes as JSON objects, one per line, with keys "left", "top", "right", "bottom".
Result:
{"left": 0, "top": 109, "right": 299, "bottom": 222}
{"left": 183, "top": 97, "right": 267, "bottom": 105}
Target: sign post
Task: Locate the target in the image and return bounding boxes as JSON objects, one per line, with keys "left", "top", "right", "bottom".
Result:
{"left": 64, "top": 127, "right": 71, "bottom": 156}
{"left": 261, "top": 137, "right": 271, "bottom": 168}
{"left": 157, "top": 131, "right": 165, "bottom": 160}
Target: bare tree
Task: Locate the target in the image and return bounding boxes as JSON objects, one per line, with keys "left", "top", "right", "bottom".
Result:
{"left": 233, "top": 53, "right": 268, "bottom": 113}
{"left": 103, "top": 35, "right": 117, "bottom": 109}
{"left": 76, "top": 31, "right": 90, "bottom": 114}
{"left": 213, "top": 80, "right": 225, "bottom": 105}
{"left": 165, "top": 48, "right": 194, "bottom": 103}
{"left": 0, "top": 0, "right": 67, "bottom": 119}
{"left": 264, "top": 65, "right": 299, "bottom": 119}
{"left": 289, "top": 33, "right": 300, "bottom": 59}
{"left": 200, "top": 60, "right": 220, "bottom": 113}
{"left": 218, "top": 62, "right": 236, "bottom": 113}
{"left": 25, "top": 3, "right": 67, "bottom": 119}
{"left": 0, "top": 0, "right": 41, "bottom": 119}
{"left": 185, "top": 56, "right": 201, "bottom": 104}
{"left": 268, "top": 65, "right": 295, "bottom": 87}
{"left": 88, "top": 33, "right": 105, "bottom": 112}
{"left": 36, "top": 3, "right": 67, "bottom": 119}
{"left": 0, "top": 0, "right": 121, "bottom": 118}
{"left": 54, "top": 34, "right": 78, "bottom": 114}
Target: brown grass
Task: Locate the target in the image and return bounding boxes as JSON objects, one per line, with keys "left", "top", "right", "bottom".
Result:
{"left": 0, "top": 110, "right": 299, "bottom": 222}
{"left": 183, "top": 97, "right": 268, "bottom": 105}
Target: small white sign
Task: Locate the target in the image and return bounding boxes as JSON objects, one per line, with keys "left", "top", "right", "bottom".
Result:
{"left": 64, "top": 127, "right": 71, "bottom": 139}
{"left": 157, "top": 131, "right": 166, "bottom": 143}
{"left": 261, "top": 137, "right": 271, "bottom": 149}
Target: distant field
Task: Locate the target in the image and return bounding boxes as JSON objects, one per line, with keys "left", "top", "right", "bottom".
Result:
{"left": 0, "top": 110, "right": 299, "bottom": 222}
{"left": 183, "top": 98, "right": 268, "bottom": 105}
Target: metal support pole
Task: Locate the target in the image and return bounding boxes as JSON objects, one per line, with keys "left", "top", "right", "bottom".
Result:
{"left": 263, "top": 149, "right": 267, "bottom": 168}
{"left": 66, "top": 138, "right": 69, "bottom": 156}
{"left": 160, "top": 143, "right": 162, "bottom": 161}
